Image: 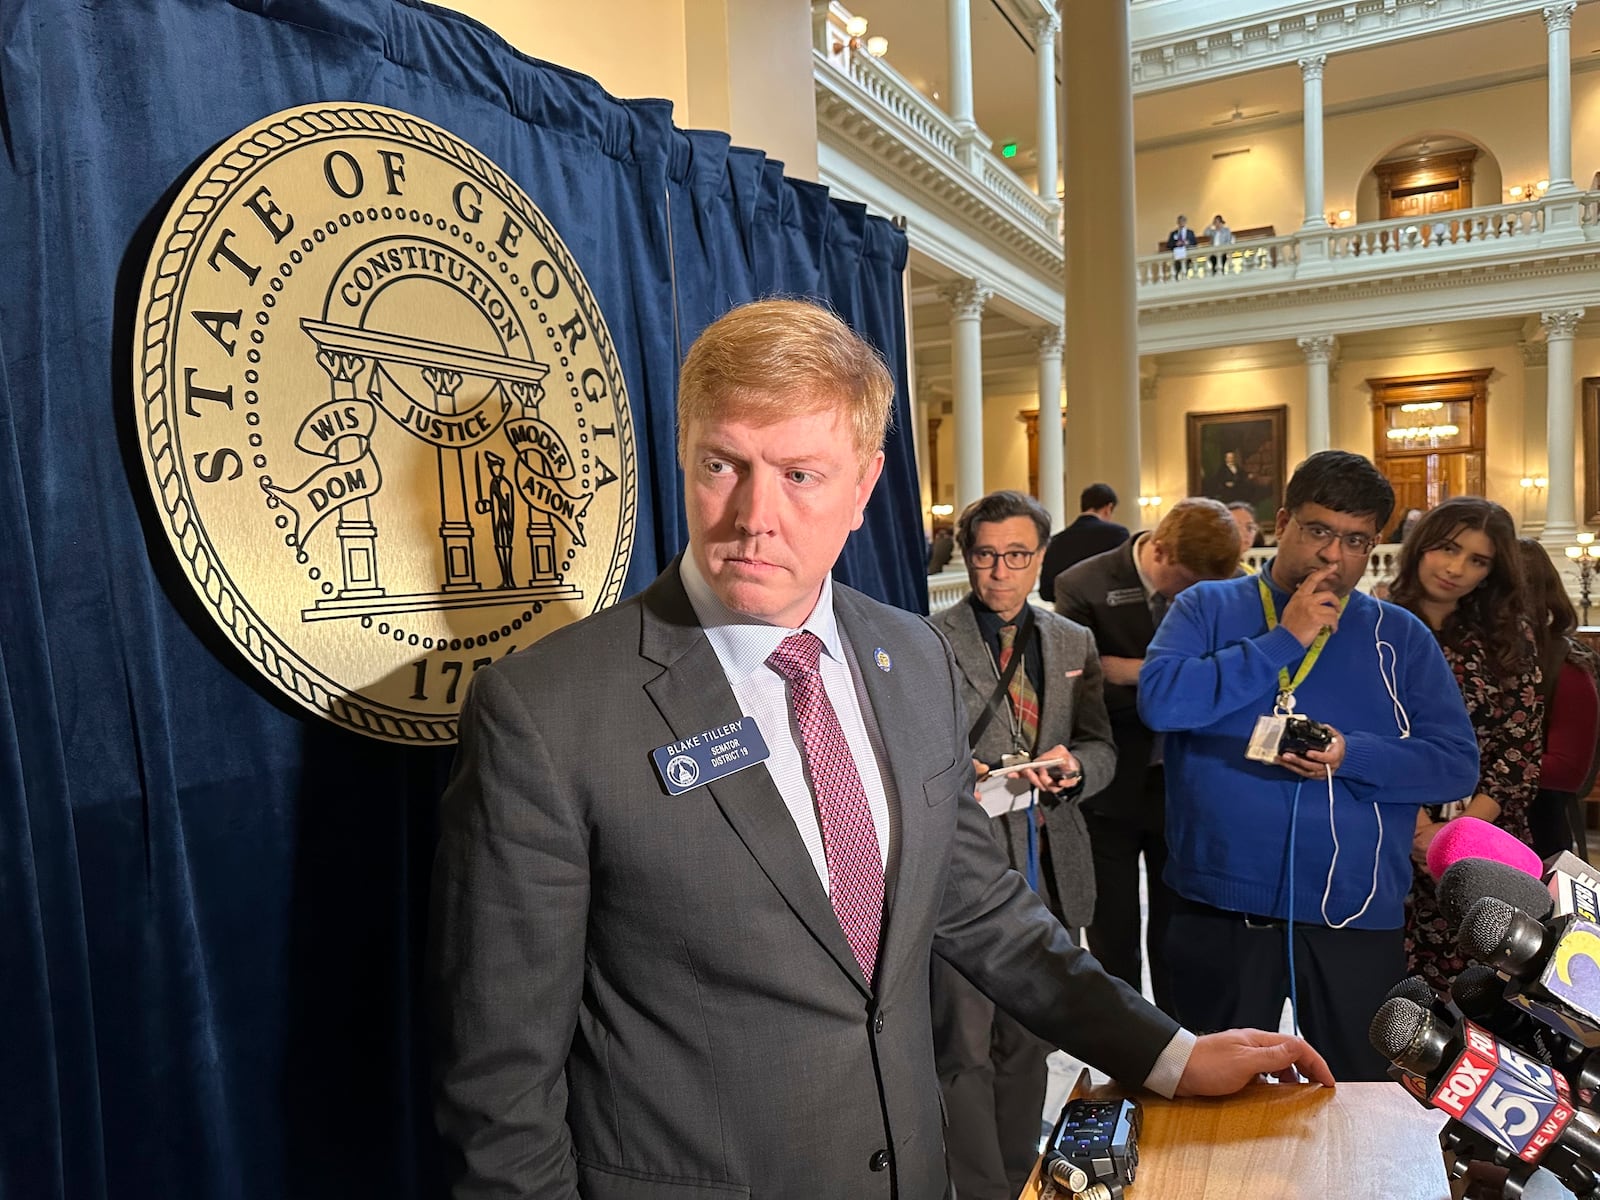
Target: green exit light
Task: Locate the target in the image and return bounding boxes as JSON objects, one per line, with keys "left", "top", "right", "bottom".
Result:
{"left": 1001, "top": 142, "right": 1018, "bottom": 159}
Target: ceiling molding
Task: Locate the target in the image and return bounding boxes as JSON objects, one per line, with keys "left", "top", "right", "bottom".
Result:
{"left": 1129, "top": 0, "right": 1577, "bottom": 95}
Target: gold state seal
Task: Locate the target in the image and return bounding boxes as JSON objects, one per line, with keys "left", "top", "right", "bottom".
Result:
{"left": 135, "top": 104, "right": 637, "bottom": 743}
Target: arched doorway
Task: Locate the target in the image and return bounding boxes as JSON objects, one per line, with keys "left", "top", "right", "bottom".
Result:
{"left": 1353, "top": 133, "right": 1503, "bottom": 226}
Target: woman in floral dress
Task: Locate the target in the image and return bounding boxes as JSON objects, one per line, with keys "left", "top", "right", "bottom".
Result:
{"left": 1387, "top": 497, "right": 1544, "bottom": 992}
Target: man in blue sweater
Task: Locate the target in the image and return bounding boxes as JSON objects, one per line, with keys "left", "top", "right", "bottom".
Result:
{"left": 1138, "top": 451, "right": 1479, "bottom": 1080}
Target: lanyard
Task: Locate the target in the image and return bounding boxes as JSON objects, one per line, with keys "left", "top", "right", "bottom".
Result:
{"left": 1257, "top": 576, "right": 1346, "bottom": 713}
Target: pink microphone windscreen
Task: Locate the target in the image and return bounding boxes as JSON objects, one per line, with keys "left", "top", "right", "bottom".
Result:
{"left": 1426, "top": 816, "right": 1544, "bottom": 882}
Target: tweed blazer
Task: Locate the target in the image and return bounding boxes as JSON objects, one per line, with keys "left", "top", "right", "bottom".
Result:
{"left": 930, "top": 598, "right": 1115, "bottom": 927}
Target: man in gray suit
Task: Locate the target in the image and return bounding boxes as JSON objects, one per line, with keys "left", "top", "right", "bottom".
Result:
{"left": 429, "top": 300, "right": 1333, "bottom": 1200}
{"left": 930, "top": 489, "right": 1115, "bottom": 1200}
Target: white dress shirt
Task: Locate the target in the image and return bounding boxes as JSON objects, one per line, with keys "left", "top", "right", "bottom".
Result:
{"left": 681, "top": 552, "right": 896, "bottom": 887}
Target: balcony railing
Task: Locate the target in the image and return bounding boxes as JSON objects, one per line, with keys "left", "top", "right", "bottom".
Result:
{"left": 813, "top": 28, "right": 1065, "bottom": 273}
{"left": 1137, "top": 194, "right": 1596, "bottom": 294}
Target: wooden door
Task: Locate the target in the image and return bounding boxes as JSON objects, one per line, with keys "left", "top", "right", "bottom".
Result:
{"left": 1369, "top": 369, "right": 1489, "bottom": 513}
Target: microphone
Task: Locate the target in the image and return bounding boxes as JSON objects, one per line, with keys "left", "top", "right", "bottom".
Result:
{"left": 1452, "top": 963, "right": 1584, "bottom": 1075}
{"left": 1459, "top": 897, "right": 1600, "bottom": 1048}
{"left": 1438, "top": 858, "right": 1556, "bottom": 927}
{"left": 1368, "top": 997, "right": 1598, "bottom": 1184}
{"left": 1427, "top": 816, "right": 1545, "bottom": 883}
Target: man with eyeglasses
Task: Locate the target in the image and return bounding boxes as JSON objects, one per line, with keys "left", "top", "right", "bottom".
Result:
{"left": 929, "top": 489, "right": 1116, "bottom": 1200}
{"left": 1138, "top": 451, "right": 1479, "bottom": 1082}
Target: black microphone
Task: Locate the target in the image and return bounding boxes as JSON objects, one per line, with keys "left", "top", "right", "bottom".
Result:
{"left": 1369, "top": 996, "right": 1600, "bottom": 1192}
{"left": 1458, "top": 897, "right": 1600, "bottom": 1045}
{"left": 1438, "top": 858, "right": 1555, "bottom": 927}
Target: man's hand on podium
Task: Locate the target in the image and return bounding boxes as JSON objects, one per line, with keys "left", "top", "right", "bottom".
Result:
{"left": 1173, "top": 1029, "right": 1336, "bottom": 1097}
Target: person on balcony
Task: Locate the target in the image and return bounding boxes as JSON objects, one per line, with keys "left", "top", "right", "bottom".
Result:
{"left": 1165, "top": 215, "right": 1196, "bottom": 281}
{"left": 1205, "top": 214, "right": 1234, "bottom": 274}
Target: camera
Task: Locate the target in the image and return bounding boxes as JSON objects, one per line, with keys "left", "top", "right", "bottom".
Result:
{"left": 1278, "top": 714, "right": 1335, "bottom": 758}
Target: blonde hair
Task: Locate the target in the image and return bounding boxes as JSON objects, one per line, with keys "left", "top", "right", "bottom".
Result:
{"left": 1152, "top": 497, "right": 1242, "bottom": 579}
{"left": 676, "top": 299, "right": 894, "bottom": 472}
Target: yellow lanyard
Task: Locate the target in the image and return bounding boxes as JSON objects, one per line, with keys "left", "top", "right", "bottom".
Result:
{"left": 1257, "top": 576, "right": 1346, "bottom": 712}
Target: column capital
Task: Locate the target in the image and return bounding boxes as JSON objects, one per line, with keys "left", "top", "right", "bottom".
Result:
{"left": 1520, "top": 339, "right": 1550, "bottom": 368}
{"left": 1544, "top": 2, "right": 1577, "bottom": 33}
{"left": 1033, "top": 11, "right": 1061, "bottom": 43}
{"left": 1541, "top": 308, "right": 1585, "bottom": 340}
{"left": 1296, "top": 334, "right": 1337, "bottom": 364}
{"left": 938, "top": 279, "right": 993, "bottom": 319}
{"left": 1031, "top": 324, "right": 1065, "bottom": 357}
{"left": 1298, "top": 53, "right": 1327, "bottom": 81}
{"left": 1139, "top": 374, "right": 1159, "bottom": 404}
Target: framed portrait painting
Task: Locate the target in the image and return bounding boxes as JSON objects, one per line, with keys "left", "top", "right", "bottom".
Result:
{"left": 1186, "top": 406, "right": 1287, "bottom": 529}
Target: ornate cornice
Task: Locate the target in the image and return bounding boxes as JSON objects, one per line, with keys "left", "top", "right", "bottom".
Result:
{"left": 813, "top": 52, "right": 1063, "bottom": 277}
{"left": 1130, "top": 0, "right": 1567, "bottom": 95}
{"left": 939, "top": 279, "right": 994, "bottom": 319}
{"left": 1541, "top": 308, "right": 1585, "bottom": 339}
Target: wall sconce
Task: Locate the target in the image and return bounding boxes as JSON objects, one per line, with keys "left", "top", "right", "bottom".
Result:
{"left": 1137, "top": 495, "right": 1163, "bottom": 518}
{"left": 1325, "top": 208, "right": 1353, "bottom": 227}
{"left": 1509, "top": 180, "right": 1549, "bottom": 202}
{"left": 930, "top": 503, "right": 954, "bottom": 518}
{"left": 1565, "top": 532, "right": 1600, "bottom": 623}
{"left": 1519, "top": 475, "right": 1549, "bottom": 492}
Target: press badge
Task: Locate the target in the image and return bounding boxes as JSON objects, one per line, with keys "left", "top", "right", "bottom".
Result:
{"left": 651, "top": 716, "right": 771, "bottom": 795}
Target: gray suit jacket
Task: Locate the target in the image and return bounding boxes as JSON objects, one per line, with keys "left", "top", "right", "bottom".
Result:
{"left": 930, "top": 598, "right": 1116, "bottom": 927}
{"left": 428, "top": 562, "right": 1177, "bottom": 1200}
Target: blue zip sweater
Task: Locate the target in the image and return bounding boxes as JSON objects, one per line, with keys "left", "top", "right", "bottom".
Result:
{"left": 1138, "top": 569, "right": 1479, "bottom": 930}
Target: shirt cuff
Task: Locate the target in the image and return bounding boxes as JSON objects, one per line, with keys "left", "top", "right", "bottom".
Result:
{"left": 1142, "top": 1026, "right": 1197, "bottom": 1099}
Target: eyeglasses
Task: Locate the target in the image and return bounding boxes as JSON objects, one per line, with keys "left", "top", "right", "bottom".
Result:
{"left": 968, "top": 548, "right": 1040, "bottom": 569}
{"left": 1292, "top": 515, "right": 1376, "bottom": 556}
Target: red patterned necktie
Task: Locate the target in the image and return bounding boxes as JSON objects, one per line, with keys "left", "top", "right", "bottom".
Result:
{"left": 767, "top": 631, "right": 884, "bottom": 984}
{"left": 998, "top": 623, "right": 1039, "bottom": 754}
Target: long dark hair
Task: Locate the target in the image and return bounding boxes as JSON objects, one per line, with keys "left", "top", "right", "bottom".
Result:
{"left": 1517, "top": 536, "right": 1598, "bottom": 681}
{"left": 1388, "top": 497, "right": 1531, "bottom": 673}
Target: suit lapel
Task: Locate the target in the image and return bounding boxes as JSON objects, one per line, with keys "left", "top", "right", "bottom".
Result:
{"left": 941, "top": 599, "right": 998, "bottom": 701}
{"left": 639, "top": 565, "right": 869, "bottom": 994}
{"left": 834, "top": 588, "right": 940, "bottom": 994}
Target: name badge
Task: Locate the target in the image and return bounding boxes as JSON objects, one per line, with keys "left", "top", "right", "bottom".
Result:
{"left": 1106, "top": 587, "right": 1146, "bottom": 607}
{"left": 651, "top": 716, "right": 771, "bottom": 795}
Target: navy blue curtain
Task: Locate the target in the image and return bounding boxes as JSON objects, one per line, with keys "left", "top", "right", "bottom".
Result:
{"left": 0, "top": 2, "right": 917, "bottom": 1197}
{"left": 665, "top": 130, "right": 926, "bottom": 610}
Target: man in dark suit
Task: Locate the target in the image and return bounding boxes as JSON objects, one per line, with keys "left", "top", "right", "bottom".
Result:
{"left": 1037, "top": 483, "right": 1128, "bottom": 603}
{"left": 1052, "top": 499, "right": 1242, "bottom": 1017}
{"left": 930, "top": 489, "right": 1115, "bottom": 1200}
{"left": 429, "top": 301, "right": 1332, "bottom": 1200}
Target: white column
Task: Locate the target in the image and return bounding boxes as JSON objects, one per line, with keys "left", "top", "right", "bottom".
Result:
{"left": 941, "top": 280, "right": 992, "bottom": 513}
{"left": 1545, "top": 2, "right": 1578, "bottom": 194}
{"left": 1541, "top": 309, "right": 1584, "bottom": 548}
{"left": 1033, "top": 325, "right": 1065, "bottom": 527}
{"left": 947, "top": 0, "right": 976, "bottom": 134}
{"left": 1063, "top": 0, "right": 1140, "bottom": 510}
{"left": 1297, "top": 335, "right": 1336, "bottom": 454}
{"left": 1521, "top": 339, "right": 1550, "bottom": 539}
{"left": 1299, "top": 55, "right": 1328, "bottom": 230}
{"left": 1033, "top": 11, "right": 1061, "bottom": 204}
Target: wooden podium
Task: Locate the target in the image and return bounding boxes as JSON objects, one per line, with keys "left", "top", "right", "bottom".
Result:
{"left": 1020, "top": 1078, "right": 1456, "bottom": 1199}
